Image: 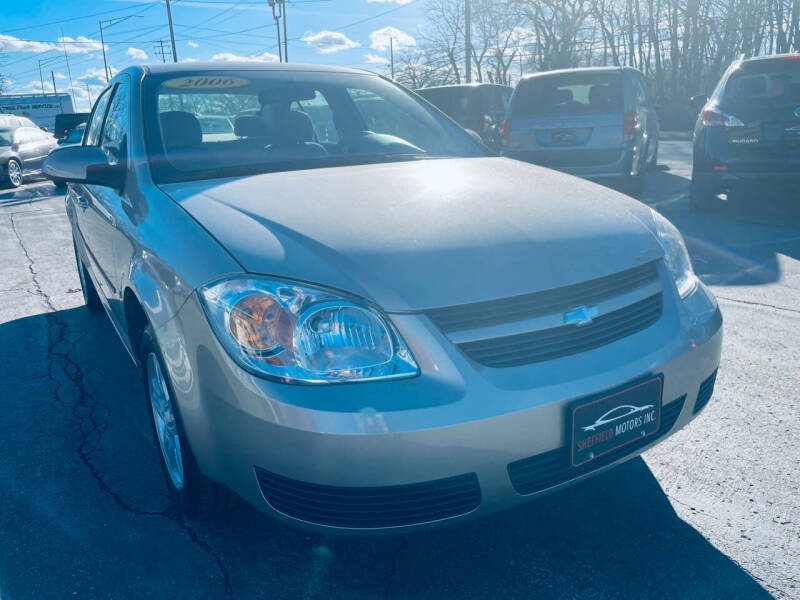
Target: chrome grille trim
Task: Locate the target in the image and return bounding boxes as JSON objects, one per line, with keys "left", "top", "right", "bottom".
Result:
{"left": 425, "top": 260, "right": 660, "bottom": 333}
{"left": 457, "top": 293, "right": 663, "bottom": 368}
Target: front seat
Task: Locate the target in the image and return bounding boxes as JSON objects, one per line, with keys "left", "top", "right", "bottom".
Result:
{"left": 264, "top": 111, "right": 327, "bottom": 160}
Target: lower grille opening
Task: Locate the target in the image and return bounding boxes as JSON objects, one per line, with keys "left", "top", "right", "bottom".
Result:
{"left": 255, "top": 469, "right": 481, "bottom": 528}
{"left": 693, "top": 369, "right": 718, "bottom": 414}
{"left": 508, "top": 395, "right": 686, "bottom": 496}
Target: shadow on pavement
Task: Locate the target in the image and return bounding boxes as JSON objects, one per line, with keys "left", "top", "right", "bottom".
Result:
{"left": 0, "top": 305, "right": 773, "bottom": 599}
{"left": 639, "top": 165, "right": 800, "bottom": 287}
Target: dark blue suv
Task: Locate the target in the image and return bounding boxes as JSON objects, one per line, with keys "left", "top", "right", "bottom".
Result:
{"left": 690, "top": 54, "right": 800, "bottom": 211}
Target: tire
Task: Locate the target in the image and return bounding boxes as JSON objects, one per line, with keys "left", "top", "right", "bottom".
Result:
{"left": 141, "top": 325, "right": 222, "bottom": 519}
{"left": 646, "top": 140, "right": 659, "bottom": 170}
{"left": 621, "top": 171, "right": 644, "bottom": 197}
{"left": 689, "top": 175, "right": 715, "bottom": 213}
{"left": 73, "top": 241, "right": 102, "bottom": 312}
{"left": 5, "top": 159, "right": 23, "bottom": 188}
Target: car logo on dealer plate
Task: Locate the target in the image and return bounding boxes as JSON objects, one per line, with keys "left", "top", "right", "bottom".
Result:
{"left": 564, "top": 305, "right": 599, "bottom": 326}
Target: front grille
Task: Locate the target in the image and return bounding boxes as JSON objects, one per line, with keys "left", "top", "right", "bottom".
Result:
{"left": 255, "top": 469, "right": 481, "bottom": 528}
{"left": 458, "top": 293, "right": 662, "bottom": 368}
{"left": 508, "top": 395, "right": 686, "bottom": 495}
{"left": 693, "top": 369, "right": 718, "bottom": 414}
{"left": 426, "top": 260, "right": 659, "bottom": 333}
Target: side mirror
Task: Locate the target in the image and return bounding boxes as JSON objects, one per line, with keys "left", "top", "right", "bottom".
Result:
{"left": 43, "top": 145, "right": 125, "bottom": 189}
{"left": 690, "top": 94, "right": 708, "bottom": 111}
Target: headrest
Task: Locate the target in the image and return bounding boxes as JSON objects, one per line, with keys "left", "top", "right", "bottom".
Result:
{"left": 281, "top": 111, "right": 315, "bottom": 144}
{"left": 160, "top": 111, "right": 202, "bottom": 150}
{"left": 234, "top": 115, "right": 268, "bottom": 138}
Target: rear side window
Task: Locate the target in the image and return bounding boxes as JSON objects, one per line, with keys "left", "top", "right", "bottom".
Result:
{"left": 511, "top": 72, "right": 622, "bottom": 116}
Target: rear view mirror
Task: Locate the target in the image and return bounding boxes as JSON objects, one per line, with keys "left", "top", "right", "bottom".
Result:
{"left": 43, "top": 145, "right": 125, "bottom": 189}
{"left": 690, "top": 94, "right": 708, "bottom": 111}
{"left": 259, "top": 85, "right": 316, "bottom": 105}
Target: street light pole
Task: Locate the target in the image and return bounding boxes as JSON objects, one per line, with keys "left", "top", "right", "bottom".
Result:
{"left": 51, "top": 71, "right": 58, "bottom": 95}
{"left": 99, "top": 20, "right": 110, "bottom": 82}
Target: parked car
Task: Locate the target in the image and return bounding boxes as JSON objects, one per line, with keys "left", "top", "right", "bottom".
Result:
{"left": 690, "top": 53, "right": 800, "bottom": 212}
{"left": 502, "top": 67, "right": 660, "bottom": 196}
{"left": 44, "top": 63, "right": 721, "bottom": 533}
{"left": 54, "top": 112, "right": 89, "bottom": 140}
{"left": 415, "top": 83, "right": 512, "bottom": 151}
{"left": 0, "top": 115, "right": 58, "bottom": 187}
{"left": 58, "top": 123, "right": 86, "bottom": 146}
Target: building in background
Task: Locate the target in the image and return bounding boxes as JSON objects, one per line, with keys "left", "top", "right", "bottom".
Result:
{"left": 0, "top": 93, "right": 75, "bottom": 131}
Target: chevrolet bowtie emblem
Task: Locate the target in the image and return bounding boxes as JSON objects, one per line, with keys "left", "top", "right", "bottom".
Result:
{"left": 564, "top": 305, "right": 599, "bottom": 326}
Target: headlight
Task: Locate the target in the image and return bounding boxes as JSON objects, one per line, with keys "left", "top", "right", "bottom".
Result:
{"left": 199, "top": 276, "right": 419, "bottom": 384}
{"left": 650, "top": 209, "right": 697, "bottom": 298}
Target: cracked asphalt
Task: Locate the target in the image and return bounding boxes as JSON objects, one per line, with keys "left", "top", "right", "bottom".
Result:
{"left": 1, "top": 142, "right": 798, "bottom": 599}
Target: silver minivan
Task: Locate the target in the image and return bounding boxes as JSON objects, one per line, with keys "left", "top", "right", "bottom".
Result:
{"left": 502, "top": 67, "right": 659, "bottom": 195}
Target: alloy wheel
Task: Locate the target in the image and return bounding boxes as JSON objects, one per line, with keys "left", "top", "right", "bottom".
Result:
{"left": 7, "top": 161, "right": 22, "bottom": 187}
{"left": 147, "top": 352, "right": 184, "bottom": 490}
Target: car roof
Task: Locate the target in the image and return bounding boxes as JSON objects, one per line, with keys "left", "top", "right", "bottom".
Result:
{"left": 138, "top": 62, "right": 372, "bottom": 76}
{"left": 418, "top": 83, "right": 513, "bottom": 91}
{"left": 741, "top": 53, "right": 800, "bottom": 64}
{"left": 520, "top": 66, "right": 638, "bottom": 82}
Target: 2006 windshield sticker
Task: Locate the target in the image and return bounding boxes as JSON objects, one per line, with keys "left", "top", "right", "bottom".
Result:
{"left": 163, "top": 76, "right": 250, "bottom": 89}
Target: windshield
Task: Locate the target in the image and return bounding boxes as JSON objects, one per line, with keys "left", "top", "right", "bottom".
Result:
{"left": 0, "top": 130, "right": 12, "bottom": 146}
{"left": 144, "top": 70, "right": 485, "bottom": 183}
{"left": 511, "top": 72, "right": 623, "bottom": 117}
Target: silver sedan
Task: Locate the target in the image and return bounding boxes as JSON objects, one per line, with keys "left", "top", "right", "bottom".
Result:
{"left": 43, "top": 63, "right": 722, "bottom": 533}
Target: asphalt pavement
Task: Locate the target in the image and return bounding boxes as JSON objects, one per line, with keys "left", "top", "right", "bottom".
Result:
{"left": 0, "top": 142, "right": 798, "bottom": 599}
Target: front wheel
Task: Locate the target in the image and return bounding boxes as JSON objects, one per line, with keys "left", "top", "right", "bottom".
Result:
{"left": 5, "top": 159, "right": 23, "bottom": 188}
{"left": 141, "top": 325, "right": 223, "bottom": 519}
{"left": 74, "top": 241, "right": 102, "bottom": 312}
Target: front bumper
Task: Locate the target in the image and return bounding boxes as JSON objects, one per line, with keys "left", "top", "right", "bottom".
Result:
{"left": 158, "top": 280, "right": 722, "bottom": 534}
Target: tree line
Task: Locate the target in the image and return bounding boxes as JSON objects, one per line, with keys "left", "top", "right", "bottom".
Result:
{"left": 393, "top": 0, "right": 800, "bottom": 126}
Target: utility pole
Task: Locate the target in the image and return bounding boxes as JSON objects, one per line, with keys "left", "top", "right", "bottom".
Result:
{"left": 99, "top": 15, "right": 142, "bottom": 80}
{"left": 61, "top": 28, "right": 76, "bottom": 107}
{"left": 51, "top": 71, "right": 58, "bottom": 95}
{"left": 38, "top": 60, "right": 46, "bottom": 95}
{"left": 165, "top": 0, "right": 178, "bottom": 62}
{"left": 464, "top": 0, "right": 472, "bottom": 83}
{"left": 390, "top": 37, "right": 395, "bottom": 79}
{"left": 99, "top": 20, "right": 110, "bottom": 82}
{"left": 268, "top": 0, "right": 282, "bottom": 62}
{"left": 154, "top": 39, "right": 169, "bottom": 63}
{"left": 281, "top": 0, "right": 288, "bottom": 62}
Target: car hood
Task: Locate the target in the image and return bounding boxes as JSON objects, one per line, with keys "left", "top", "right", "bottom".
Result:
{"left": 160, "top": 157, "right": 663, "bottom": 312}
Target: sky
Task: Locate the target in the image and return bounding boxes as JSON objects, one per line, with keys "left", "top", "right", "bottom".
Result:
{"left": 0, "top": 0, "right": 425, "bottom": 111}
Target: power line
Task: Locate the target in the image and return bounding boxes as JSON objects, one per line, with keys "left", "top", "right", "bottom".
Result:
{"left": 2, "top": 2, "right": 160, "bottom": 34}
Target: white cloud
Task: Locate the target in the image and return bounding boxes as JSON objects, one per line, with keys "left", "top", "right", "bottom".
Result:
{"left": 211, "top": 51, "right": 279, "bottom": 63}
{"left": 126, "top": 47, "right": 148, "bottom": 60}
{"left": 78, "top": 66, "right": 115, "bottom": 81}
{"left": 187, "top": 40, "right": 199, "bottom": 48}
{"left": 0, "top": 34, "right": 57, "bottom": 53}
{"left": 301, "top": 30, "right": 360, "bottom": 54}
{"left": 369, "top": 26, "right": 415, "bottom": 52}
{"left": 52, "top": 72, "right": 68, "bottom": 80}
{"left": 58, "top": 35, "right": 105, "bottom": 54}
{"left": 364, "top": 53, "right": 389, "bottom": 65}
{"left": 367, "top": 0, "right": 415, "bottom": 4}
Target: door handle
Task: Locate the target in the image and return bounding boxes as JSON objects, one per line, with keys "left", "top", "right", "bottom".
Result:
{"left": 75, "top": 194, "right": 90, "bottom": 209}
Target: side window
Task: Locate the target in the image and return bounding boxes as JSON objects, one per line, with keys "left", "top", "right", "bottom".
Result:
{"left": 100, "top": 80, "right": 130, "bottom": 165}
{"left": 85, "top": 86, "right": 113, "bottom": 146}
{"left": 14, "top": 128, "right": 31, "bottom": 144}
